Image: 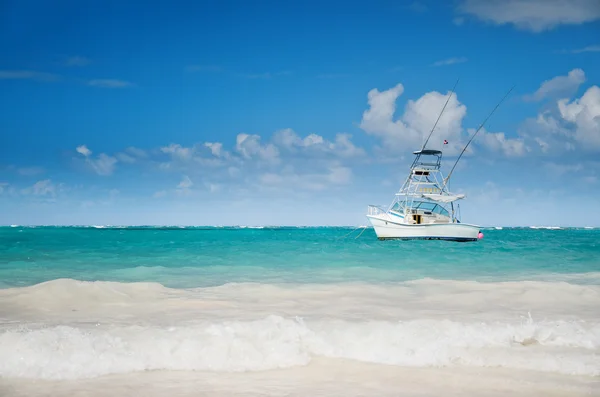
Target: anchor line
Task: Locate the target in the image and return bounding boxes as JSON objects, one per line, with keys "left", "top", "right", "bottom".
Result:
{"left": 442, "top": 85, "right": 515, "bottom": 190}
{"left": 337, "top": 226, "right": 365, "bottom": 240}
{"left": 355, "top": 226, "right": 368, "bottom": 239}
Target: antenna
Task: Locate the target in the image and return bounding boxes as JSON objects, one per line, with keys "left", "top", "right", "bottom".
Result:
{"left": 442, "top": 85, "right": 515, "bottom": 189}
{"left": 420, "top": 78, "right": 460, "bottom": 152}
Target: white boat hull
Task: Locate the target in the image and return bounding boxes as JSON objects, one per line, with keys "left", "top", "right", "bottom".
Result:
{"left": 367, "top": 215, "right": 481, "bottom": 241}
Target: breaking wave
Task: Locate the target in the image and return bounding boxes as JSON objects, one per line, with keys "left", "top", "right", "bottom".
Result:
{"left": 1, "top": 315, "right": 599, "bottom": 380}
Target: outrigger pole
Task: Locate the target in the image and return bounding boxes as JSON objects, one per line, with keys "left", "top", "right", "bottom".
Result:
{"left": 420, "top": 78, "right": 460, "bottom": 152}
{"left": 442, "top": 85, "right": 516, "bottom": 190}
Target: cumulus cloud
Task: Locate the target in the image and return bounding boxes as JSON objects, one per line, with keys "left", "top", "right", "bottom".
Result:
{"left": 235, "top": 133, "right": 280, "bottom": 163}
{"left": 76, "top": 145, "right": 92, "bottom": 157}
{"left": 272, "top": 129, "right": 365, "bottom": 158}
{"left": 359, "top": 83, "right": 466, "bottom": 153}
{"left": 205, "top": 142, "right": 225, "bottom": 157}
{"left": 519, "top": 80, "right": 600, "bottom": 153}
{"left": 116, "top": 147, "right": 147, "bottom": 163}
{"left": 125, "top": 147, "right": 147, "bottom": 158}
{"left": 140, "top": 129, "right": 364, "bottom": 178}
{"left": 525, "top": 69, "right": 586, "bottom": 101}
{"left": 29, "top": 179, "right": 56, "bottom": 196}
{"left": 473, "top": 128, "right": 527, "bottom": 157}
{"left": 76, "top": 145, "right": 118, "bottom": 176}
{"left": 456, "top": 0, "right": 600, "bottom": 32}
{"left": 158, "top": 142, "right": 232, "bottom": 170}
{"left": 359, "top": 82, "right": 525, "bottom": 158}
{"left": 161, "top": 144, "right": 194, "bottom": 161}
{"left": 558, "top": 85, "right": 600, "bottom": 149}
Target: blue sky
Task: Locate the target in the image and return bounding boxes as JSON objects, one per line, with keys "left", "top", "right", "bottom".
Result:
{"left": 1, "top": 0, "right": 599, "bottom": 227}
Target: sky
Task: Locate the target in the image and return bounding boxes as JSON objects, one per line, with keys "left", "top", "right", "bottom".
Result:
{"left": 1, "top": 0, "right": 599, "bottom": 227}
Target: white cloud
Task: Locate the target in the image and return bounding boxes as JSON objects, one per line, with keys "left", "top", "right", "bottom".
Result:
{"left": 557, "top": 85, "right": 600, "bottom": 149}
{"left": 89, "top": 154, "right": 118, "bottom": 176}
{"left": 157, "top": 142, "right": 234, "bottom": 171}
{"left": 116, "top": 147, "right": 147, "bottom": 163}
{"left": 115, "top": 153, "right": 136, "bottom": 163}
{"left": 76, "top": 145, "right": 92, "bottom": 157}
{"left": 75, "top": 145, "right": 118, "bottom": 176}
{"left": 520, "top": 109, "right": 575, "bottom": 154}
{"left": 525, "top": 68, "right": 586, "bottom": 101}
{"left": 161, "top": 144, "right": 194, "bottom": 161}
{"left": 360, "top": 82, "right": 525, "bottom": 158}
{"left": 272, "top": 129, "right": 365, "bottom": 158}
{"left": 360, "top": 83, "right": 410, "bottom": 146}
{"left": 519, "top": 77, "right": 600, "bottom": 153}
{"left": 457, "top": 0, "right": 600, "bottom": 32}
{"left": 432, "top": 57, "right": 468, "bottom": 67}
{"left": 88, "top": 79, "right": 133, "bottom": 88}
{"left": 30, "top": 179, "right": 56, "bottom": 196}
{"left": 204, "top": 142, "right": 225, "bottom": 157}
{"left": 125, "top": 147, "right": 147, "bottom": 158}
{"left": 474, "top": 128, "right": 528, "bottom": 157}
{"left": 0, "top": 182, "right": 8, "bottom": 195}
{"left": 235, "top": 133, "right": 280, "bottom": 163}
{"left": 360, "top": 83, "right": 467, "bottom": 153}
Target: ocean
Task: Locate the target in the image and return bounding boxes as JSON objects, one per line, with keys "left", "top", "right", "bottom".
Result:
{"left": 0, "top": 226, "right": 599, "bottom": 396}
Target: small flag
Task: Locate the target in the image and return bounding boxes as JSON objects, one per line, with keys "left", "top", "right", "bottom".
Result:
{"left": 443, "top": 139, "right": 448, "bottom": 145}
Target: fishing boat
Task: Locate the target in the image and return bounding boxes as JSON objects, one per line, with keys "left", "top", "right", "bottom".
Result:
{"left": 366, "top": 81, "right": 514, "bottom": 242}
{"left": 366, "top": 148, "right": 481, "bottom": 241}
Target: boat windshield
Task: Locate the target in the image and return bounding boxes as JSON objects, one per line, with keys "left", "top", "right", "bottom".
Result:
{"left": 391, "top": 200, "right": 450, "bottom": 217}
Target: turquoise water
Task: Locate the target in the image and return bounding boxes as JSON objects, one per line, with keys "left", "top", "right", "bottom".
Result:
{"left": 1, "top": 226, "right": 599, "bottom": 288}
{"left": 1, "top": 226, "right": 600, "bottom": 389}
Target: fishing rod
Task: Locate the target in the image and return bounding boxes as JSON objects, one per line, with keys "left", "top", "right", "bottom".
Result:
{"left": 442, "top": 85, "right": 515, "bottom": 190}
{"left": 420, "top": 78, "right": 460, "bottom": 152}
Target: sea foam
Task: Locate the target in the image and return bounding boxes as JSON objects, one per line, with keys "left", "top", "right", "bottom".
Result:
{"left": 1, "top": 314, "right": 599, "bottom": 380}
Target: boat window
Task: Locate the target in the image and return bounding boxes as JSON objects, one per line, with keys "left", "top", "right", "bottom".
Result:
{"left": 432, "top": 205, "right": 450, "bottom": 217}
{"left": 414, "top": 201, "right": 436, "bottom": 211}
{"left": 409, "top": 200, "right": 450, "bottom": 217}
{"left": 391, "top": 202, "right": 404, "bottom": 212}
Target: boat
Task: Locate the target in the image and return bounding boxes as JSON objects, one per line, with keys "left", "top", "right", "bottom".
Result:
{"left": 365, "top": 81, "right": 515, "bottom": 242}
{"left": 366, "top": 148, "right": 481, "bottom": 241}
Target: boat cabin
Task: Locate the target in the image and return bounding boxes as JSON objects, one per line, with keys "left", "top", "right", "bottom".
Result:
{"left": 390, "top": 200, "right": 451, "bottom": 225}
